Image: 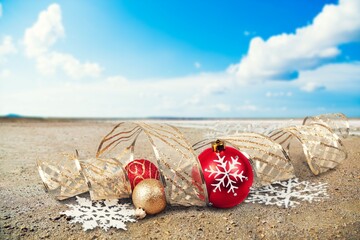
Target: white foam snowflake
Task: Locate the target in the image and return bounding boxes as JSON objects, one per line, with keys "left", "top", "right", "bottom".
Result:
{"left": 205, "top": 154, "right": 248, "bottom": 196}
{"left": 245, "top": 178, "right": 328, "bottom": 208}
{"left": 61, "top": 197, "right": 136, "bottom": 231}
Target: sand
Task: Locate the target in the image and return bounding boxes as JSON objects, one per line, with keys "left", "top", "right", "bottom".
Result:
{"left": 0, "top": 119, "right": 359, "bottom": 240}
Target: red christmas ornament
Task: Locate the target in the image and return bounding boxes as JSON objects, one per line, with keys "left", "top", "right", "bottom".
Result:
{"left": 125, "top": 159, "right": 160, "bottom": 190}
{"left": 198, "top": 140, "right": 253, "bottom": 208}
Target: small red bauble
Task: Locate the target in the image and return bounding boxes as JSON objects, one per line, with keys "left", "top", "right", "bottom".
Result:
{"left": 125, "top": 159, "right": 160, "bottom": 190}
{"left": 198, "top": 140, "right": 253, "bottom": 208}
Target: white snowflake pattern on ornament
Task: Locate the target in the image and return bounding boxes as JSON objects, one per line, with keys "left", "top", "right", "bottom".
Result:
{"left": 61, "top": 197, "right": 136, "bottom": 231}
{"left": 205, "top": 153, "right": 248, "bottom": 196}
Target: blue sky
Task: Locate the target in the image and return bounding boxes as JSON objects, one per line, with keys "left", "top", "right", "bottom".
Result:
{"left": 0, "top": 0, "right": 359, "bottom": 118}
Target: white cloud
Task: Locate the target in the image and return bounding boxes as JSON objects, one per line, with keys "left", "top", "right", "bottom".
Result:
{"left": 300, "top": 82, "right": 326, "bottom": 92}
{"left": 36, "top": 52, "right": 102, "bottom": 79}
{"left": 1, "top": 62, "right": 358, "bottom": 117}
{"left": 23, "top": 4, "right": 64, "bottom": 58}
{"left": 194, "top": 61, "right": 201, "bottom": 69}
{"left": 0, "top": 35, "right": 16, "bottom": 82}
{"left": 243, "top": 31, "right": 255, "bottom": 37}
{"left": 23, "top": 4, "right": 102, "bottom": 79}
{"left": 237, "top": 104, "right": 258, "bottom": 111}
{"left": 213, "top": 103, "right": 231, "bottom": 112}
{"left": 0, "top": 69, "right": 11, "bottom": 79}
{"left": 203, "top": 81, "right": 229, "bottom": 95}
{"left": 296, "top": 62, "right": 360, "bottom": 92}
{"left": 106, "top": 75, "right": 128, "bottom": 85}
{"left": 0, "top": 36, "right": 17, "bottom": 62}
{"left": 228, "top": 0, "right": 360, "bottom": 83}
{"left": 0, "top": 72, "right": 238, "bottom": 117}
{"left": 0, "top": 3, "right": 3, "bottom": 17}
{"left": 265, "top": 91, "right": 293, "bottom": 97}
{"left": 182, "top": 72, "right": 233, "bottom": 106}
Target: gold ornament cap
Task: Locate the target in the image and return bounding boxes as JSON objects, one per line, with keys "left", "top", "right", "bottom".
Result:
{"left": 212, "top": 139, "right": 225, "bottom": 152}
{"left": 132, "top": 179, "right": 166, "bottom": 215}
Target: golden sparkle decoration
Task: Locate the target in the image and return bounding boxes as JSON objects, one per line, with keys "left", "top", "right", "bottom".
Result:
{"left": 132, "top": 179, "right": 167, "bottom": 215}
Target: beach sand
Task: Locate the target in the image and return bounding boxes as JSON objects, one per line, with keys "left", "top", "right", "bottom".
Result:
{"left": 0, "top": 119, "right": 359, "bottom": 239}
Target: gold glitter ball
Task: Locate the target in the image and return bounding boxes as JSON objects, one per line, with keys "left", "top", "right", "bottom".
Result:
{"left": 132, "top": 179, "right": 166, "bottom": 215}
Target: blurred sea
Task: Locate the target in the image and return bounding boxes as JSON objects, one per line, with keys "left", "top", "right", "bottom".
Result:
{"left": 106, "top": 118, "right": 360, "bottom": 136}
{"left": 2, "top": 115, "right": 359, "bottom": 136}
